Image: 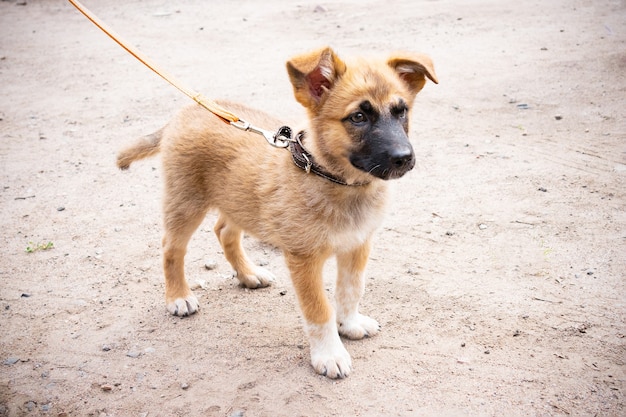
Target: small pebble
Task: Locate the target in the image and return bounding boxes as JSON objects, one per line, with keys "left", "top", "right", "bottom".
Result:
{"left": 190, "top": 280, "right": 207, "bottom": 290}
{"left": 279, "top": 290, "right": 287, "bottom": 296}
{"left": 445, "top": 231, "right": 455, "bottom": 236}
{"left": 102, "top": 344, "right": 111, "bottom": 352}
{"left": 21, "top": 293, "right": 31, "bottom": 298}
{"left": 57, "top": 206, "right": 65, "bottom": 211}
{"left": 126, "top": 351, "right": 141, "bottom": 358}
{"left": 204, "top": 260, "right": 217, "bottom": 270}
{"left": 478, "top": 224, "right": 487, "bottom": 230}
{"left": 230, "top": 411, "right": 244, "bottom": 417}
{"left": 3, "top": 357, "right": 19, "bottom": 365}
{"left": 555, "top": 115, "right": 563, "bottom": 120}
{"left": 181, "top": 382, "right": 189, "bottom": 390}
{"left": 101, "top": 384, "right": 113, "bottom": 392}
{"left": 538, "top": 187, "right": 547, "bottom": 192}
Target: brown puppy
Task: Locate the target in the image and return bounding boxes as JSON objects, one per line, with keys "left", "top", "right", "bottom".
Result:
{"left": 117, "top": 47, "right": 437, "bottom": 378}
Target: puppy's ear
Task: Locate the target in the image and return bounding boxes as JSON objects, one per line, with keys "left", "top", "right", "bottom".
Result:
{"left": 387, "top": 53, "right": 438, "bottom": 96}
{"left": 286, "top": 46, "right": 347, "bottom": 109}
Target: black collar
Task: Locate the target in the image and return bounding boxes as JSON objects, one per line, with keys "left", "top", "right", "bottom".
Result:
{"left": 289, "top": 131, "right": 368, "bottom": 187}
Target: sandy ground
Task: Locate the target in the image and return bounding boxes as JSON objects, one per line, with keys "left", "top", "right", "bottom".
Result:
{"left": 1, "top": 0, "right": 625, "bottom": 416}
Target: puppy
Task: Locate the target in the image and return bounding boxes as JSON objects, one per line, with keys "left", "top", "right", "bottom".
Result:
{"left": 117, "top": 47, "right": 437, "bottom": 378}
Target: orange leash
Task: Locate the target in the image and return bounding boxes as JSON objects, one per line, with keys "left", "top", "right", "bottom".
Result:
{"left": 68, "top": 0, "right": 294, "bottom": 147}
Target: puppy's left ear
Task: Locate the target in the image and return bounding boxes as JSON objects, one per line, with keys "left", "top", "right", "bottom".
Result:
{"left": 387, "top": 53, "right": 439, "bottom": 96}
{"left": 286, "top": 46, "right": 347, "bottom": 109}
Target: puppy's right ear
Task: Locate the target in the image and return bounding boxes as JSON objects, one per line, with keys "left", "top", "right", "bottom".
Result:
{"left": 286, "top": 46, "right": 346, "bottom": 109}
{"left": 387, "top": 53, "right": 438, "bottom": 96}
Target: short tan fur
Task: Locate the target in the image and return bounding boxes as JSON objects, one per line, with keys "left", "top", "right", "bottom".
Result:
{"left": 117, "top": 46, "right": 437, "bottom": 378}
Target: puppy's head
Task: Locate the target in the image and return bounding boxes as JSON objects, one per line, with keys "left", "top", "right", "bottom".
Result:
{"left": 287, "top": 47, "right": 438, "bottom": 183}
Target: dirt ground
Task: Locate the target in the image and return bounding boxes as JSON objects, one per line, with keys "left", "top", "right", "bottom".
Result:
{"left": 1, "top": 0, "right": 624, "bottom": 416}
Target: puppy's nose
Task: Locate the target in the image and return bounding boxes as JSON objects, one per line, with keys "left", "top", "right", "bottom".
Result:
{"left": 389, "top": 147, "right": 415, "bottom": 171}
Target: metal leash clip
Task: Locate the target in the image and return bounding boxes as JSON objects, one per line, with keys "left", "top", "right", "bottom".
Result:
{"left": 230, "top": 121, "right": 294, "bottom": 149}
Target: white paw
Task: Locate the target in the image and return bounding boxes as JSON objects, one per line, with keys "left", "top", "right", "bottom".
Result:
{"left": 307, "top": 322, "right": 352, "bottom": 379}
{"left": 338, "top": 313, "right": 380, "bottom": 340}
{"left": 166, "top": 293, "right": 199, "bottom": 317}
{"left": 236, "top": 266, "right": 275, "bottom": 289}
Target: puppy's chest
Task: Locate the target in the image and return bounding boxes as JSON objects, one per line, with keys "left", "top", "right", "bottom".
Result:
{"left": 327, "top": 213, "right": 383, "bottom": 251}
{"left": 320, "top": 194, "right": 386, "bottom": 251}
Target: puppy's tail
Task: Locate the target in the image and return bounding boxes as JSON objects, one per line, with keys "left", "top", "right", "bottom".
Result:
{"left": 117, "top": 128, "right": 163, "bottom": 170}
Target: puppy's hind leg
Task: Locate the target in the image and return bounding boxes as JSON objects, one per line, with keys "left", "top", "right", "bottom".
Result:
{"left": 162, "top": 197, "right": 207, "bottom": 317}
{"left": 214, "top": 214, "right": 274, "bottom": 288}
{"left": 335, "top": 241, "right": 380, "bottom": 340}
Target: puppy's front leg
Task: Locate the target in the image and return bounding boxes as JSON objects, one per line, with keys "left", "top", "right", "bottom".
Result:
{"left": 284, "top": 251, "right": 352, "bottom": 379}
{"left": 335, "top": 241, "right": 380, "bottom": 339}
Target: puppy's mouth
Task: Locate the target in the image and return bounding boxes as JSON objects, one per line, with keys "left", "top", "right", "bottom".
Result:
{"left": 350, "top": 150, "right": 416, "bottom": 180}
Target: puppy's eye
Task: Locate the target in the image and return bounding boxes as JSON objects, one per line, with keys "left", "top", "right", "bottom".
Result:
{"left": 393, "top": 107, "right": 407, "bottom": 119}
{"left": 349, "top": 112, "right": 367, "bottom": 124}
